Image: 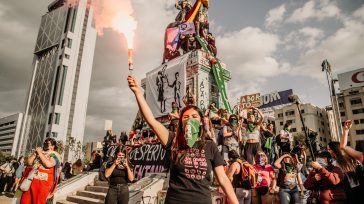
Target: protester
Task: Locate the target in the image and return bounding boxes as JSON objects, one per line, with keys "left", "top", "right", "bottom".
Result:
{"left": 63, "top": 162, "right": 73, "bottom": 179}
{"left": 168, "top": 101, "right": 180, "bottom": 132}
{"left": 261, "top": 123, "right": 276, "bottom": 163}
{"left": 327, "top": 141, "right": 363, "bottom": 203}
{"left": 223, "top": 114, "right": 241, "bottom": 154}
{"left": 274, "top": 153, "right": 305, "bottom": 204}
{"left": 11, "top": 156, "right": 25, "bottom": 193}
{"left": 226, "top": 150, "right": 255, "bottom": 204}
{"left": 0, "top": 157, "right": 15, "bottom": 194}
{"left": 252, "top": 151, "right": 276, "bottom": 204}
{"left": 104, "top": 145, "right": 134, "bottom": 204}
{"left": 72, "top": 159, "right": 83, "bottom": 176}
{"left": 279, "top": 121, "right": 293, "bottom": 154}
{"left": 241, "top": 108, "right": 263, "bottom": 164}
{"left": 204, "top": 102, "right": 219, "bottom": 124}
{"left": 203, "top": 116, "right": 216, "bottom": 143}
{"left": 340, "top": 120, "right": 364, "bottom": 163}
{"left": 20, "top": 137, "right": 61, "bottom": 203}
{"left": 304, "top": 150, "right": 346, "bottom": 204}
{"left": 127, "top": 75, "right": 239, "bottom": 204}
{"left": 89, "top": 150, "right": 102, "bottom": 170}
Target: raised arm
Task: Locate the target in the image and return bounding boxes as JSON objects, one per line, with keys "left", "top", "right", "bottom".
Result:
{"left": 274, "top": 154, "right": 290, "bottom": 169}
{"left": 127, "top": 75, "right": 169, "bottom": 146}
{"left": 253, "top": 107, "right": 264, "bottom": 125}
{"left": 340, "top": 120, "right": 363, "bottom": 162}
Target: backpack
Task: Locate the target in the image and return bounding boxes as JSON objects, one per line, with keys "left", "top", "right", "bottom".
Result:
{"left": 237, "top": 161, "right": 256, "bottom": 189}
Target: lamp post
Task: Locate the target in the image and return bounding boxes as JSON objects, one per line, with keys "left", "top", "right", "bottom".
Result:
{"left": 321, "top": 59, "right": 342, "bottom": 138}
{"left": 288, "top": 95, "right": 316, "bottom": 160}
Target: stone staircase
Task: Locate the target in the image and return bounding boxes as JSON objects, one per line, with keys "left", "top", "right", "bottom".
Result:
{"left": 56, "top": 180, "right": 108, "bottom": 204}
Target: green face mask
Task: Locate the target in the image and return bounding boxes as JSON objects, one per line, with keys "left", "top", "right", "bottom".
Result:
{"left": 182, "top": 118, "right": 200, "bottom": 148}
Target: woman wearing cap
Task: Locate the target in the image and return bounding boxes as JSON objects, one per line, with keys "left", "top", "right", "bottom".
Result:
{"left": 127, "top": 75, "right": 238, "bottom": 204}
{"left": 242, "top": 107, "right": 264, "bottom": 164}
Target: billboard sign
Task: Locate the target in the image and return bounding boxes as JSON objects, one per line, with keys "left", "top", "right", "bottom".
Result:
{"left": 260, "top": 89, "right": 293, "bottom": 109}
{"left": 338, "top": 68, "right": 364, "bottom": 91}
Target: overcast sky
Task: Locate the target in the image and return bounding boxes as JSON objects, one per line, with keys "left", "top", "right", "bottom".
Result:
{"left": 1, "top": 0, "right": 364, "bottom": 143}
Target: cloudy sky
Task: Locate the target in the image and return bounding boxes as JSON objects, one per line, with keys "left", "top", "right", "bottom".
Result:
{"left": 1, "top": 0, "right": 364, "bottom": 143}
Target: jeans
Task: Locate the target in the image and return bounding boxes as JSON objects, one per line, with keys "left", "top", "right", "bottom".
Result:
{"left": 279, "top": 187, "right": 299, "bottom": 204}
{"left": 235, "top": 188, "right": 251, "bottom": 204}
{"left": 105, "top": 185, "right": 129, "bottom": 204}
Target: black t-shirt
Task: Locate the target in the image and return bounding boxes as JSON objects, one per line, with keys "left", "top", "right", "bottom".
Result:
{"left": 106, "top": 162, "right": 128, "bottom": 186}
{"left": 164, "top": 131, "right": 224, "bottom": 203}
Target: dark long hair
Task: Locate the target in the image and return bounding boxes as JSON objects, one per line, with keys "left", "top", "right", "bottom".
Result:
{"left": 113, "top": 145, "right": 133, "bottom": 168}
{"left": 328, "top": 141, "right": 357, "bottom": 173}
{"left": 45, "top": 137, "right": 58, "bottom": 151}
{"left": 172, "top": 105, "right": 207, "bottom": 160}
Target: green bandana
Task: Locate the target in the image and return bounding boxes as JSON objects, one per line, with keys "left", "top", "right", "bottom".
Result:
{"left": 182, "top": 118, "right": 200, "bottom": 148}
{"left": 247, "top": 121, "right": 256, "bottom": 133}
{"left": 284, "top": 162, "right": 295, "bottom": 173}
{"left": 284, "top": 128, "right": 290, "bottom": 132}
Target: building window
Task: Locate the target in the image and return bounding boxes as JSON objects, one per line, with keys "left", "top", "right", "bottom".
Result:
{"left": 301, "top": 109, "right": 305, "bottom": 114}
{"left": 54, "top": 113, "right": 60, "bottom": 125}
{"left": 280, "top": 121, "right": 283, "bottom": 126}
{"left": 48, "top": 113, "right": 52, "bottom": 124}
{"left": 58, "top": 66, "right": 68, "bottom": 105}
{"left": 285, "top": 110, "right": 295, "bottom": 116}
{"left": 340, "top": 112, "right": 346, "bottom": 116}
{"left": 52, "top": 132, "right": 58, "bottom": 138}
{"left": 320, "top": 137, "right": 322, "bottom": 141}
{"left": 291, "top": 128, "right": 297, "bottom": 132}
{"left": 347, "top": 141, "right": 351, "bottom": 146}
{"left": 278, "top": 113, "right": 283, "bottom": 118}
{"left": 323, "top": 138, "right": 327, "bottom": 142}
{"left": 61, "top": 39, "right": 65, "bottom": 48}
{"left": 352, "top": 108, "right": 364, "bottom": 114}
{"left": 356, "top": 129, "right": 364, "bottom": 135}
{"left": 65, "top": 54, "right": 70, "bottom": 59}
{"left": 339, "top": 102, "right": 344, "bottom": 107}
{"left": 286, "top": 119, "right": 295, "bottom": 124}
{"left": 351, "top": 98, "right": 362, "bottom": 105}
{"left": 67, "top": 38, "right": 72, "bottom": 48}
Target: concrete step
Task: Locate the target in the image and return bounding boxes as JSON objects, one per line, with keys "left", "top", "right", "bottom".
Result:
{"left": 56, "top": 200, "right": 78, "bottom": 204}
{"left": 94, "top": 180, "right": 108, "bottom": 187}
{"left": 85, "top": 185, "right": 109, "bottom": 193}
{"left": 77, "top": 190, "right": 107, "bottom": 200}
{"left": 66, "top": 195, "right": 104, "bottom": 204}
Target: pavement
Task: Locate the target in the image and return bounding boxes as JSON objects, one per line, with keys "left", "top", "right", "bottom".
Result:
{"left": 0, "top": 193, "right": 16, "bottom": 204}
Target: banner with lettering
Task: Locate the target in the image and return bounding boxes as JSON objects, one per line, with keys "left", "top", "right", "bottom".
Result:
{"left": 240, "top": 93, "right": 261, "bottom": 109}
{"left": 129, "top": 143, "right": 170, "bottom": 180}
{"left": 146, "top": 54, "right": 188, "bottom": 117}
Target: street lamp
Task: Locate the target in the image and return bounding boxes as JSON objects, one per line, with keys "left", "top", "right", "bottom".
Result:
{"left": 321, "top": 59, "right": 342, "bottom": 139}
{"left": 288, "top": 95, "right": 316, "bottom": 160}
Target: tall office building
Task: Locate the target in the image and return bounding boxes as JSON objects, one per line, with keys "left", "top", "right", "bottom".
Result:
{"left": 18, "top": 0, "right": 96, "bottom": 161}
{"left": 0, "top": 113, "right": 23, "bottom": 156}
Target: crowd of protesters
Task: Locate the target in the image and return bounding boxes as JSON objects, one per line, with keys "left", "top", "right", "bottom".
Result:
{"left": 95, "top": 74, "right": 364, "bottom": 204}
